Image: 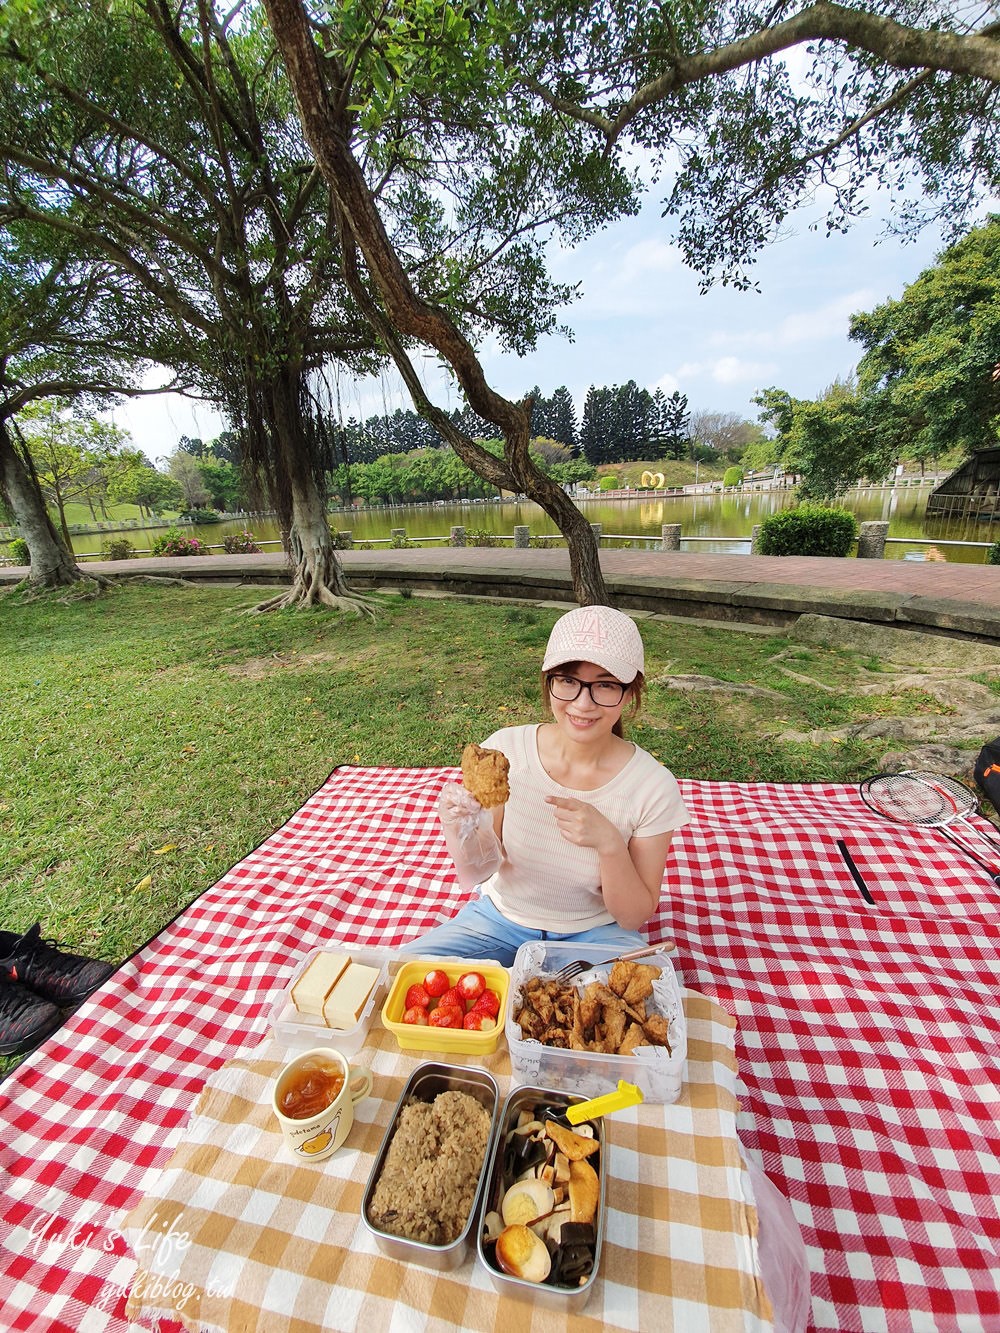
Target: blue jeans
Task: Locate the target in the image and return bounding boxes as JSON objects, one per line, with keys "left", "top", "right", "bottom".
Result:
{"left": 399, "top": 894, "right": 647, "bottom": 968}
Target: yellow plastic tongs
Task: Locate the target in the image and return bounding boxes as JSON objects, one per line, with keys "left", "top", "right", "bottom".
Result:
{"left": 565, "top": 1079, "right": 644, "bottom": 1124}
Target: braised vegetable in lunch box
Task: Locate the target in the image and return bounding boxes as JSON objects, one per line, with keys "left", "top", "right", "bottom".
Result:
{"left": 479, "top": 1097, "right": 603, "bottom": 1291}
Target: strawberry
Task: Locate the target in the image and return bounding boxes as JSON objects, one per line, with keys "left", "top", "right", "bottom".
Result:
{"left": 439, "top": 986, "right": 464, "bottom": 1012}
{"left": 472, "top": 988, "right": 501, "bottom": 1019}
{"left": 463, "top": 1010, "right": 496, "bottom": 1031}
{"left": 428, "top": 1004, "right": 464, "bottom": 1028}
{"left": 457, "top": 971, "right": 486, "bottom": 1004}
{"left": 402, "top": 1005, "right": 429, "bottom": 1025}
{"left": 405, "top": 983, "right": 430, "bottom": 1009}
{"left": 423, "top": 969, "right": 450, "bottom": 998}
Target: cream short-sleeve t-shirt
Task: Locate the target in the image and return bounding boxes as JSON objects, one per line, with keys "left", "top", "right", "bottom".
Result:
{"left": 477, "top": 724, "right": 689, "bottom": 931}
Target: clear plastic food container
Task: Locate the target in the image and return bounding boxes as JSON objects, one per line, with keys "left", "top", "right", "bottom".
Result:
{"left": 505, "top": 941, "right": 686, "bottom": 1104}
{"left": 269, "top": 946, "right": 393, "bottom": 1056}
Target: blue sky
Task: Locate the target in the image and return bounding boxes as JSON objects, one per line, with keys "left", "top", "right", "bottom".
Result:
{"left": 116, "top": 198, "right": 955, "bottom": 464}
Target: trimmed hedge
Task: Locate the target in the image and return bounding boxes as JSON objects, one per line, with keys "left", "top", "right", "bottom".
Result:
{"left": 757, "top": 503, "right": 858, "bottom": 557}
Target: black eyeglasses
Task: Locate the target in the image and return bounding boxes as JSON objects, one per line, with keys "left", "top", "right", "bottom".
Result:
{"left": 546, "top": 673, "right": 629, "bottom": 707}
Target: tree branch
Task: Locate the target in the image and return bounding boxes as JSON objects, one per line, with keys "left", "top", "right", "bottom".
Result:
{"left": 719, "top": 67, "right": 935, "bottom": 224}
{"left": 529, "top": 2, "right": 1000, "bottom": 149}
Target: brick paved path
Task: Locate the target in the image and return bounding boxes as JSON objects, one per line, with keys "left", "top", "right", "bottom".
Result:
{"left": 2, "top": 546, "right": 996, "bottom": 641}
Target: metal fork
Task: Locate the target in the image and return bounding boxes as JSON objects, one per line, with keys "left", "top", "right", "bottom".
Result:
{"left": 551, "top": 942, "right": 675, "bottom": 983}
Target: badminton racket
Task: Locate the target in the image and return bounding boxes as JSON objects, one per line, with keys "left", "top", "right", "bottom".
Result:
{"left": 859, "top": 769, "right": 1000, "bottom": 883}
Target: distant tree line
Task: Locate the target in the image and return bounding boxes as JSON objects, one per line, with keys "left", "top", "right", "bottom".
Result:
{"left": 327, "top": 382, "right": 696, "bottom": 466}
{"left": 327, "top": 441, "right": 593, "bottom": 507}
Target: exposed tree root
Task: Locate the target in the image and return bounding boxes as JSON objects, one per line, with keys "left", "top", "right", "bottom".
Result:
{"left": 13, "top": 573, "right": 115, "bottom": 604}
{"left": 117, "top": 574, "right": 197, "bottom": 588}
{"left": 248, "top": 571, "right": 379, "bottom": 619}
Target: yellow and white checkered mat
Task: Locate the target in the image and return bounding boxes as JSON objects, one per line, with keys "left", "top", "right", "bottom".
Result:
{"left": 120, "top": 990, "right": 774, "bottom": 1333}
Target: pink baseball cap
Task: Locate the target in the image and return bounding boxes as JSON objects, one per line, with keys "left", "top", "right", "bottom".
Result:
{"left": 542, "top": 605, "right": 644, "bottom": 683}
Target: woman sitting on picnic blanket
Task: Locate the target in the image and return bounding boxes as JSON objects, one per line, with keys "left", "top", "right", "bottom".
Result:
{"left": 407, "top": 604, "right": 689, "bottom": 968}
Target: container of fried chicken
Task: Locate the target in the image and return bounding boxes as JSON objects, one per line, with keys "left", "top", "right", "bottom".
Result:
{"left": 505, "top": 942, "right": 686, "bottom": 1104}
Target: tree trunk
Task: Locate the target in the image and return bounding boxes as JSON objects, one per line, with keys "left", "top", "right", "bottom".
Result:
{"left": 53, "top": 484, "right": 73, "bottom": 551}
{"left": 0, "top": 422, "right": 85, "bottom": 587}
{"left": 521, "top": 473, "right": 606, "bottom": 604}
{"left": 252, "top": 475, "right": 371, "bottom": 613}
{"left": 249, "top": 372, "right": 375, "bottom": 615}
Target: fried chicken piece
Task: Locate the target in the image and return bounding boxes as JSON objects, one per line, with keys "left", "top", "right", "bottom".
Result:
{"left": 643, "top": 1013, "right": 672, "bottom": 1052}
{"left": 608, "top": 960, "right": 636, "bottom": 998}
{"left": 623, "top": 964, "right": 660, "bottom": 1006}
{"left": 579, "top": 993, "right": 601, "bottom": 1031}
{"left": 461, "top": 743, "right": 509, "bottom": 808}
{"left": 602, "top": 1004, "right": 627, "bottom": 1052}
{"left": 618, "top": 1022, "right": 651, "bottom": 1055}
{"left": 571, "top": 993, "right": 589, "bottom": 1049}
{"left": 517, "top": 1005, "right": 547, "bottom": 1040}
{"left": 588, "top": 981, "right": 623, "bottom": 1011}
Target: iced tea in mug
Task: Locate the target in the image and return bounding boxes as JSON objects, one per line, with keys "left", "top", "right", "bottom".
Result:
{"left": 278, "top": 1056, "right": 345, "bottom": 1119}
{"left": 272, "top": 1046, "right": 373, "bottom": 1160}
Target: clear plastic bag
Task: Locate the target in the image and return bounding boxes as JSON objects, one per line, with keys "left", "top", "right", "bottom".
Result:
{"left": 438, "top": 784, "right": 502, "bottom": 891}
{"left": 740, "top": 1148, "right": 811, "bottom": 1333}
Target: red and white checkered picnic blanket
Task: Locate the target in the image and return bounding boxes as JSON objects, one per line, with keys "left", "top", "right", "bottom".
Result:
{"left": 2, "top": 766, "right": 1000, "bottom": 1332}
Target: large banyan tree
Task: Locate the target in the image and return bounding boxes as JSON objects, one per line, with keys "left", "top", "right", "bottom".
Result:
{"left": 0, "top": 220, "right": 153, "bottom": 590}
{"left": 0, "top": 0, "right": 385, "bottom": 609}
{"left": 1, "top": 0, "right": 634, "bottom": 608}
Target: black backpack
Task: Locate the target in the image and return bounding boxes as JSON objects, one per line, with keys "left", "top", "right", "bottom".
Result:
{"left": 974, "top": 738, "right": 1000, "bottom": 817}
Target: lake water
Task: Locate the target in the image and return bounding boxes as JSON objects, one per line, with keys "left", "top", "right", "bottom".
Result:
{"left": 69, "top": 485, "right": 995, "bottom": 563}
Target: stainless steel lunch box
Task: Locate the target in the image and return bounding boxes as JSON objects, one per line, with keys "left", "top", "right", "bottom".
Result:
{"left": 475, "top": 1083, "right": 607, "bottom": 1311}
{"left": 361, "top": 1061, "right": 500, "bottom": 1270}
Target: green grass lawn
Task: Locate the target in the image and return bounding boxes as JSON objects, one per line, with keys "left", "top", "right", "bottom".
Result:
{"left": 1, "top": 584, "right": 931, "bottom": 976}
{"left": 58, "top": 502, "right": 177, "bottom": 527}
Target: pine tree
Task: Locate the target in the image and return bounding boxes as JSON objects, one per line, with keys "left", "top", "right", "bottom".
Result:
{"left": 659, "top": 390, "right": 691, "bottom": 460}
{"left": 549, "top": 386, "right": 578, "bottom": 452}
{"left": 580, "top": 386, "right": 612, "bottom": 464}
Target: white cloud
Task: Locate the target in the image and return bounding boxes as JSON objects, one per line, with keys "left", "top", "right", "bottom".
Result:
{"left": 775, "top": 290, "right": 875, "bottom": 344}
{"left": 706, "top": 290, "right": 876, "bottom": 354}
{"left": 673, "top": 356, "right": 778, "bottom": 386}
{"left": 614, "top": 237, "right": 683, "bottom": 284}
{"left": 561, "top": 234, "right": 685, "bottom": 317}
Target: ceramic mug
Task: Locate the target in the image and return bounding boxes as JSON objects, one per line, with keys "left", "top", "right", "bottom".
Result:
{"left": 272, "top": 1046, "right": 373, "bottom": 1161}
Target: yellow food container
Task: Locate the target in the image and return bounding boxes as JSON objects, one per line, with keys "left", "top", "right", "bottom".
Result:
{"left": 381, "top": 959, "right": 509, "bottom": 1057}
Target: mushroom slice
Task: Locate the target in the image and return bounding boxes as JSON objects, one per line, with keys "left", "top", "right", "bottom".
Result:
{"left": 495, "top": 1224, "right": 552, "bottom": 1283}
{"left": 568, "top": 1157, "right": 600, "bottom": 1226}
{"left": 538, "top": 1203, "right": 572, "bottom": 1245}
{"left": 501, "top": 1178, "right": 555, "bottom": 1226}
{"left": 482, "top": 1210, "right": 504, "bottom": 1242}
{"left": 544, "top": 1119, "right": 600, "bottom": 1161}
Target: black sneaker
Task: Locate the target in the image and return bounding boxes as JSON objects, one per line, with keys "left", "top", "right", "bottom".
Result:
{"left": 0, "top": 923, "right": 114, "bottom": 1007}
{"left": 0, "top": 974, "right": 64, "bottom": 1056}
